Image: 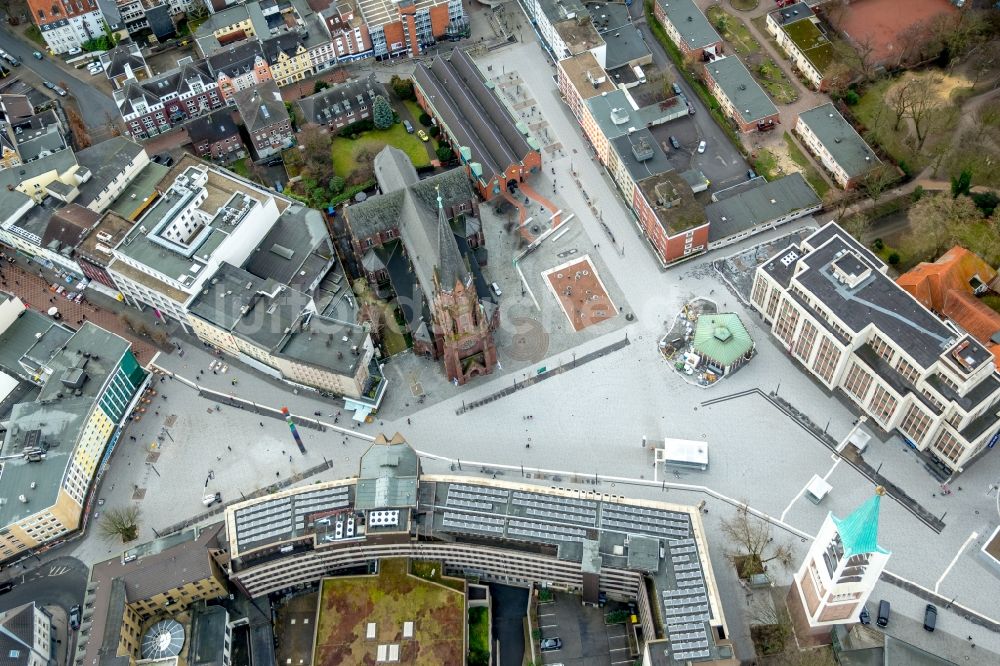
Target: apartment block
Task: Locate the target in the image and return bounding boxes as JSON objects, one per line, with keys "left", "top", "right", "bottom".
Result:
{"left": 107, "top": 158, "right": 289, "bottom": 326}
{"left": 557, "top": 52, "right": 617, "bottom": 123}
{"left": 703, "top": 56, "right": 779, "bottom": 133}
{"left": 322, "top": 0, "right": 374, "bottom": 61}
{"left": 358, "top": 0, "right": 466, "bottom": 59}
{"left": 0, "top": 602, "right": 53, "bottom": 666}
{"left": 704, "top": 172, "right": 821, "bottom": 250}
{"left": 115, "top": 60, "right": 226, "bottom": 140}
{"left": 750, "top": 223, "right": 1000, "bottom": 473}
{"left": 28, "top": 0, "right": 106, "bottom": 54}
{"left": 295, "top": 74, "right": 386, "bottom": 130}
{"left": 652, "top": 0, "right": 723, "bottom": 60}
{"left": 766, "top": 2, "right": 835, "bottom": 92}
{"left": 185, "top": 109, "right": 246, "bottom": 163}
{"left": 231, "top": 81, "right": 293, "bottom": 159}
{"left": 795, "top": 103, "right": 880, "bottom": 189}
{"left": 0, "top": 304, "right": 146, "bottom": 560}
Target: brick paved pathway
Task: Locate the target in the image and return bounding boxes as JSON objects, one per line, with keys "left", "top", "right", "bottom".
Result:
{"left": 0, "top": 259, "right": 161, "bottom": 363}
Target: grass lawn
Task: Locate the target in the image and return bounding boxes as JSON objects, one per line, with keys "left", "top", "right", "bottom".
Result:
{"left": 227, "top": 157, "right": 253, "bottom": 180}
{"left": 731, "top": 0, "right": 758, "bottom": 9}
{"left": 784, "top": 132, "right": 830, "bottom": 197}
{"left": 24, "top": 25, "right": 46, "bottom": 47}
{"left": 468, "top": 607, "right": 489, "bottom": 655}
{"left": 331, "top": 123, "right": 428, "bottom": 178}
{"left": 411, "top": 560, "right": 466, "bottom": 593}
{"left": 404, "top": 99, "right": 428, "bottom": 125}
{"left": 706, "top": 6, "right": 760, "bottom": 58}
{"left": 752, "top": 149, "right": 779, "bottom": 180}
{"left": 757, "top": 60, "right": 798, "bottom": 104}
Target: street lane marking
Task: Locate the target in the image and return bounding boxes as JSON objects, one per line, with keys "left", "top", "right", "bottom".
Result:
{"left": 934, "top": 531, "right": 978, "bottom": 593}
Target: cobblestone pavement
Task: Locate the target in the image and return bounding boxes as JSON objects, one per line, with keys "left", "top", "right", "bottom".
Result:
{"left": 0, "top": 256, "right": 161, "bottom": 363}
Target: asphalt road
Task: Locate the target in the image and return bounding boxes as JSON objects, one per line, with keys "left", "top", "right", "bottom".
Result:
{"left": 0, "top": 555, "right": 88, "bottom": 613}
{"left": 0, "top": 23, "right": 118, "bottom": 128}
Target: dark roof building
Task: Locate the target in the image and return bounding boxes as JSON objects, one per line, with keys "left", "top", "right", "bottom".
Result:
{"left": 295, "top": 73, "right": 386, "bottom": 129}
{"left": 414, "top": 49, "right": 541, "bottom": 199}
{"left": 705, "top": 172, "right": 821, "bottom": 246}
{"left": 232, "top": 80, "right": 293, "bottom": 159}
{"left": 243, "top": 205, "right": 335, "bottom": 294}
{"left": 0, "top": 602, "right": 50, "bottom": 666}
{"left": 185, "top": 110, "right": 245, "bottom": 164}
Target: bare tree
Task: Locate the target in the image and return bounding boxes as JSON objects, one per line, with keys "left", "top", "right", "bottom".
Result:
{"left": 841, "top": 212, "right": 871, "bottom": 243}
{"left": 720, "top": 503, "right": 795, "bottom": 579}
{"left": 885, "top": 78, "right": 918, "bottom": 132}
{"left": 98, "top": 505, "right": 141, "bottom": 542}
{"left": 836, "top": 35, "right": 878, "bottom": 83}
{"left": 908, "top": 193, "right": 983, "bottom": 257}
{"left": 65, "top": 107, "right": 92, "bottom": 149}
{"left": 860, "top": 164, "right": 898, "bottom": 208}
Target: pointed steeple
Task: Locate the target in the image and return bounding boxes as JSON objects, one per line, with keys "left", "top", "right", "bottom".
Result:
{"left": 435, "top": 185, "right": 468, "bottom": 291}
{"left": 831, "top": 486, "right": 890, "bottom": 558}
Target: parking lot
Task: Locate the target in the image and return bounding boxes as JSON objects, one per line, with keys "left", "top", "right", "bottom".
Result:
{"left": 648, "top": 114, "right": 748, "bottom": 193}
{"left": 536, "top": 593, "right": 634, "bottom": 665}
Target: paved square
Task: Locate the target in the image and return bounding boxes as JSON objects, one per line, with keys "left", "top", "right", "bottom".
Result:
{"left": 542, "top": 256, "right": 616, "bottom": 332}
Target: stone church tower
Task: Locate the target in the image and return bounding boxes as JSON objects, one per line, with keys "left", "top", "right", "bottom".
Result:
{"left": 790, "top": 487, "right": 891, "bottom": 632}
{"left": 430, "top": 188, "right": 497, "bottom": 385}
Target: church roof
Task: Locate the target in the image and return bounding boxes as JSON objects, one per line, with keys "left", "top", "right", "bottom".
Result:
{"left": 435, "top": 188, "right": 469, "bottom": 291}
{"left": 831, "top": 487, "right": 890, "bottom": 558}
{"left": 346, "top": 146, "right": 474, "bottom": 303}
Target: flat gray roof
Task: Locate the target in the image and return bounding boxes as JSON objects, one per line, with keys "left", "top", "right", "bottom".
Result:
{"left": 586, "top": 90, "right": 638, "bottom": 142}
{"left": 243, "top": 205, "right": 333, "bottom": 292}
{"left": 275, "top": 313, "right": 369, "bottom": 377}
{"left": 610, "top": 128, "right": 673, "bottom": 183}
{"left": 704, "top": 56, "right": 778, "bottom": 124}
{"left": 0, "top": 307, "right": 73, "bottom": 381}
{"left": 798, "top": 103, "right": 879, "bottom": 179}
{"left": 706, "top": 172, "right": 820, "bottom": 242}
{"left": 655, "top": 0, "right": 721, "bottom": 50}
{"left": 356, "top": 438, "right": 420, "bottom": 510}
{"left": 108, "top": 162, "right": 171, "bottom": 219}
{"left": 0, "top": 323, "right": 133, "bottom": 528}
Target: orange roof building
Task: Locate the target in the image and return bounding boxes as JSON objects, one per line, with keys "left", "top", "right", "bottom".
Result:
{"left": 897, "top": 246, "right": 1000, "bottom": 368}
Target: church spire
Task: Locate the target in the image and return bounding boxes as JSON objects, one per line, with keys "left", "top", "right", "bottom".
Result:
{"left": 831, "top": 486, "right": 889, "bottom": 558}
{"left": 435, "top": 185, "right": 468, "bottom": 291}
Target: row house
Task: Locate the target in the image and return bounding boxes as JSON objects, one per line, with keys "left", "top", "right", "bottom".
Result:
{"left": 262, "top": 33, "right": 313, "bottom": 86}
{"left": 295, "top": 73, "right": 385, "bottom": 131}
{"left": 766, "top": 3, "right": 835, "bottom": 92}
{"left": 653, "top": 0, "right": 723, "bottom": 60}
{"left": 28, "top": 0, "right": 106, "bottom": 54}
{"left": 702, "top": 56, "right": 780, "bottom": 133}
{"left": 751, "top": 222, "right": 1000, "bottom": 473}
{"left": 208, "top": 41, "right": 273, "bottom": 101}
{"left": 115, "top": 60, "right": 224, "bottom": 140}
{"left": 795, "top": 103, "right": 880, "bottom": 190}
{"left": 100, "top": 41, "right": 153, "bottom": 91}
{"left": 232, "top": 80, "right": 294, "bottom": 159}
{"left": 114, "top": 0, "right": 187, "bottom": 42}
{"left": 186, "top": 109, "right": 245, "bottom": 163}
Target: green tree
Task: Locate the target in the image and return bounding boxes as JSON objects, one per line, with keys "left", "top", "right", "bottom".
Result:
{"left": 435, "top": 145, "right": 452, "bottom": 162}
{"left": 99, "top": 505, "right": 141, "bottom": 543}
{"left": 971, "top": 191, "right": 999, "bottom": 217}
{"left": 390, "top": 75, "right": 415, "bottom": 101}
{"left": 328, "top": 176, "right": 345, "bottom": 195}
{"left": 418, "top": 112, "right": 432, "bottom": 127}
{"left": 313, "top": 80, "right": 330, "bottom": 94}
{"left": 372, "top": 95, "right": 393, "bottom": 130}
{"left": 951, "top": 168, "right": 973, "bottom": 198}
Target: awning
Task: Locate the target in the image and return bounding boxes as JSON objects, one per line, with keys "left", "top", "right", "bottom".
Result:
{"left": 344, "top": 398, "right": 372, "bottom": 422}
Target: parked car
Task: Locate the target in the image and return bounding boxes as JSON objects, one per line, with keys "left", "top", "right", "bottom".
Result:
{"left": 42, "top": 81, "right": 55, "bottom": 90}
{"left": 669, "top": 136, "right": 680, "bottom": 150}
{"left": 202, "top": 492, "right": 222, "bottom": 507}
{"left": 697, "top": 140, "right": 707, "bottom": 154}
{"left": 417, "top": 129, "right": 429, "bottom": 142}
{"left": 54, "top": 86, "right": 67, "bottom": 97}
{"left": 6, "top": 56, "right": 19, "bottom": 67}
{"left": 859, "top": 607, "right": 871, "bottom": 625}
{"left": 672, "top": 82, "right": 682, "bottom": 95}
{"left": 403, "top": 119, "right": 414, "bottom": 133}
{"left": 265, "top": 157, "right": 283, "bottom": 167}
{"left": 876, "top": 600, "right": 890, "bottom": 627}
{"left": 747, "top": 169, "right": 757, "bottom": 180}
{"left": 151, "top": 152, "right": 175, "bottom": 166}
{"left": 490, "top": 282, "right": 502, "bottom": 298}
{"left": 33, "top": 51, "right": 43, "bottom": 60}
{"left": 69, "top": 605, "right": 81, "bottom": 630}
{"left": 67, "top": 47, "right": 81, "bottom": 55}
{"left": 540, "top": 638, "right": 562, "bottom": 652}
{"left": 687, "top": 103, "right": 695, "bottom": 115}
{"left": 0, "top": 581, "right": 13, "bottom": 595}
{"left": 923, "top": 604, "right": 937, "bottom": 632}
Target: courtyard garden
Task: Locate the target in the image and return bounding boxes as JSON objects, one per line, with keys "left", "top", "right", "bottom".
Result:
{"left": 707, "top": 5, "right": 798, "bottom": 104}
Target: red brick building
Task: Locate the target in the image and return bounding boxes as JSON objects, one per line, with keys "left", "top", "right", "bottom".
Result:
{"left": 413, "top": 50, "right": 541, "bottom": 200}
{"left": 633, "top": 172, "right": 709, "bottom": 265}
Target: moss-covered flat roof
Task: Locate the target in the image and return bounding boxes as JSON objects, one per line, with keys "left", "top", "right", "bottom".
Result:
{"left": 782, "top": 17, "right": 835, "bottom": 73}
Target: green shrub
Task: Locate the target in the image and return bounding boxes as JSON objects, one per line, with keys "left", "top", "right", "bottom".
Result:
{"left": 435, "top": 145, "right": 452, "bottom": 161}
{"left": 328, "top": 176, "right": 345, "bottom": 195}
{"left": 872, "top": 238, "right": 884, "bottom": 251}
{"left": 313, "top": 81, "right": 330, "bottom": 94}
{"left": 418, "top": 113, "right": 432, "bottom": 127}
{"left": 912, "top": 185, "right": 925, "bottom": 202}
{"left": 338, "top": 119, "right": 374, "bottom": 137}
{"left": 429, "top": 125, "right": 440, "bottom": 138}
{"left": 844, "top": 90, "right": 860, "bottom": 106}
{"left": 887, "top": 252, "right": 900, "bottom": 265}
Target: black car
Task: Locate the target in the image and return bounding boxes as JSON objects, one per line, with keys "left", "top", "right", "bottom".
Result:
{"left": 69, "top": 605, "right": 81, "bottom": 630}
{"left": 265, "top": 157, "right": 284, "bottom": 167}
{"left": 923, "top": 604, "right": 937, "bottom": 632}
{"left": 151, "top": 152, "right": 175, "bottom": 166}
{"left": 859, "top": 608, "right": 871, "bottom": 625}
{"left": 540, "top": 637, "right": 562, "bottom": 652}
{"left": 0, "top": 581, "right": 13, "bottom": 595}
{"left": 669, "top": 136, "right": 680, "bottom": 150}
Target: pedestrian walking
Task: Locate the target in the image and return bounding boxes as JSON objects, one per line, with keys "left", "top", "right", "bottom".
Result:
{"left": 259, "top": 422, "right": 264, "bottom": 427}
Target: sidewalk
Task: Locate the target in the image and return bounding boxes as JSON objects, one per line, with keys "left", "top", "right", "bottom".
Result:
{"left": 0, "top": 251, "right": 167, "bottom": 363}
